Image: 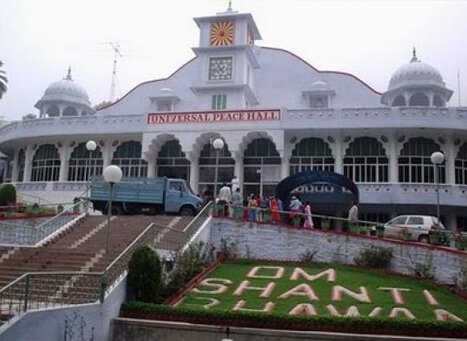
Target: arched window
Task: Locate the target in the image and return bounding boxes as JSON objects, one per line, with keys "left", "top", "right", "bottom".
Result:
{"left": 63, "top": 106, "right": 78, "bottom": 117}
{"left": 112, "top": 141, "right": 147, "bottom": 177}
{"left": 17, "top": 149, "right": 25, "bottom": 182}
{"left": 433, "top": 95, "right": 443, "bottom": 107}
{"left": 392, "top": 95, "right": 406, "bottom": 107}
{"left": 46, "top": 105, "right": 60, "bottom": 117}
{"left": 243, "top": 138, "right": 281, "bottom": 197}
{"left": 398, "top": 138, "right": 444, "bottom": 183}
{"left": 455, "top": 143, "right": 467, "bottom": 185}
{"left": 156, "top": 140, "right": 189, "bottom": 180}
{"left": 290, "top": 137, "right": 334, "bottom": 175}
{"left": 68, "top": 143, "right": 103, "bottom": 181}
{"left": 344, "top": 137, "right": 388, "bottom": 183}
{"left": 198, "top": 142, "right": 234, "bottom": 195}
{"left": 31, "top": 144, "right": 60, "bottom": 181}
{"left": 409, "top": 92, "right": 429, "bottom": 106}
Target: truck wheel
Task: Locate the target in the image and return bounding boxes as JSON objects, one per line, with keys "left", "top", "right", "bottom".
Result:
{"left": 110, "top": 205, "right": 122, "bottom": 215}
{"left": 179, "top": 207, "right": 195, "bottom": 216}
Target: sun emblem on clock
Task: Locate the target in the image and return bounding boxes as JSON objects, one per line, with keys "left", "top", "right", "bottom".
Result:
{"left": 210, "top": 21, "right": 234, "bottom": 46}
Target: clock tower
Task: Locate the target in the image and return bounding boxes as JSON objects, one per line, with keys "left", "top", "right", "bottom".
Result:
{"left": 191, "top": 5, "right": 262, "bottom": 109}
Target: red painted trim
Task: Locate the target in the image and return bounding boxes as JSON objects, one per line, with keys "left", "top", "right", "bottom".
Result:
{"left": 262, "top": 46, "right": 382, "bottom": 95}
{"left": 97, "top": 46, "right": 381, "bottom": 113}
{"left": 163, "top": 259, "right": 222, "bottom": 306}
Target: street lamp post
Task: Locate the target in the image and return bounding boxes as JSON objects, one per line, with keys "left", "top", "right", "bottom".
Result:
{"left": 212, "top": 138, "right": 224, "bottom": 200}
{"left": 85, "top": 140, "right": 97, "bottom": 215}
{"left": 430, "top": 151, "right": 445, "bottom": 227}
{"left": 100, "top": 164, "right": 122, "bottom": 302}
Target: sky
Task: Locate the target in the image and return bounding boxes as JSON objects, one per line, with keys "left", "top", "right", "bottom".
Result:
{"left": 1, "top": 0, "right": 466, "bottom": 121}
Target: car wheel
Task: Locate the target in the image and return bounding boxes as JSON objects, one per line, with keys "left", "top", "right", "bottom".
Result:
{"left": 418, "top": 235, "right": 429, "bottom": 243}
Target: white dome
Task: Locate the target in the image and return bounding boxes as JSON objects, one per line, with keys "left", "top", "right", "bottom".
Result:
{"left": 311, "top": 80, "right": 329, "bottom": 91}
{"left": 388, "top": 53, "right": 445, "bottom": 91}
{"left": 39, "top": 69, "right": 91, "bottom": 106}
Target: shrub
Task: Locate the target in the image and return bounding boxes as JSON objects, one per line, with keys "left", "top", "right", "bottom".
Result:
{"left": 0, "top": 184, "right": 16, "bottom": 207}
{"left": 127, "top": 246, "right": 162, "bottom": 303}
{"left": 160, "top": 242, "right": 214, "bottom": 300}
{"left": 299, "top": 249, "right": 317, "bottom": 262}
{"left": 354, "top": 246, "right": 393, "bottom": 269}
{"left": 413, "top": 262, "right": 435, "bottom": 280}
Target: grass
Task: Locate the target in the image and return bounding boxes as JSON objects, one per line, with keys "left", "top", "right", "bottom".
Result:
{"left": 178, "top": 260, "right": 467, "bottom": 321}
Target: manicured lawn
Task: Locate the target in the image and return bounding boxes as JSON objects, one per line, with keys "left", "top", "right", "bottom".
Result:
{"left": 178, "top": 260, "right": 467, "bottom": 322}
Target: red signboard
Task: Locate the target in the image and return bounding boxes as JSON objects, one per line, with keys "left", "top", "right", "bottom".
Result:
{"left": 147, "top": 109, "right": 280, "bottom": 124}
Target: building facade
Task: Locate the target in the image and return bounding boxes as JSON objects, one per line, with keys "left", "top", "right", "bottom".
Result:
{"left": 1, "top": 6, "right": 466, "bottom": 230}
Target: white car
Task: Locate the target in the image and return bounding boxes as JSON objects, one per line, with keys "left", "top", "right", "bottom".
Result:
{"left": 383, "top": 215, "right": 446, "bottom": 243}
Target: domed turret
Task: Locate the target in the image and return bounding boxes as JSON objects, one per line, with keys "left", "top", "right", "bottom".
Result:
{"left": 381, "top": 49, "right": 453, "bottom": 107}
{"left": 35, "top": 68, "right": 94, "bottom": 118}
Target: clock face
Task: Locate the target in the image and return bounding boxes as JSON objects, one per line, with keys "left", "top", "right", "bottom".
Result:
{"left": 210, "top": 21, "right": 234, "bottom": 46}
{"left": 208, "top": 57, "right": 233, "bottom": 81}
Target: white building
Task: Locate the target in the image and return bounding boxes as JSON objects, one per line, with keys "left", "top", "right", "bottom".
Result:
{"left": 0, "top": 6, "right": 466, "bottom": 230}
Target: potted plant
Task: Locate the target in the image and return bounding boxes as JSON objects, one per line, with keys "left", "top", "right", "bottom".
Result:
{"left": 429, "top": 229, "right": 441, "bottom": 245}
{"left": 31, "top": 203, "right": 40, "bottom": 216}
{"left": 454, "top": 233, "right": 466, "bottom": 250}
{"left": 375, "top": 225, "right": 385, "bottom": 238}
{"left": 321, "top": 218, "right": 331, "bottom": 230}
{"left": 400, "top": 227, "right": 412, "bottom": 241}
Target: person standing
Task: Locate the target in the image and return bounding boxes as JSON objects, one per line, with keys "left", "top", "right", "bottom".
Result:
{"left": 270, "top": 197, "right": 280, "bottom": 223}
{"left": 303, "top": 201, "right": 314, "bottom": 229}
{"left": 289, "top": 195, "right": 303, "bottom": 227}
{"left": 348, "top": 201, "right": 359, "bottom": 233}
{"left": 218, "top": 183, "right": 231, "bottom": 216}
{"left": 231, "top": 187, "right": 243, "bottom": 219}
{"left": 276, "top": 197, "right": 284, "bottom": 223}
{"left": 248, "top": 194, "right": 258, "bottom": 221}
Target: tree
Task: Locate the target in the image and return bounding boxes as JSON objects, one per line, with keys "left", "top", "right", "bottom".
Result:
{"left": 127, "top": 246, "right": 162, "bottom": 303}
{"left": 0, "top": 184, "right": 16, "bottom": 206}
{"left": 0, "top": 61, "right": 7, "bottom": 99}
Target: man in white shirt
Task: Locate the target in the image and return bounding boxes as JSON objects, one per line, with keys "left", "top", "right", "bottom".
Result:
{"left": 231, "top": 176, "right": 239, "bottom": 194}
{"left": 348, "top": 201, "right": 359, "bottom": 233}
{"left": 218, "top": 183, "right": 232, "bottom": 216}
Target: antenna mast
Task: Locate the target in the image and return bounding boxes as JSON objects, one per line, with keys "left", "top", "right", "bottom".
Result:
{"left": 107, "top": 42, "right": 123, "bottom": 102}
{"left": 458, "top": 70, "right": 462, "bottom": 107}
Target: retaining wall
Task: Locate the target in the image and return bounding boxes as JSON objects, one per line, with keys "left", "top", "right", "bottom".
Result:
{"left": 209, "top": 218, "right": 467, "bottom": 286}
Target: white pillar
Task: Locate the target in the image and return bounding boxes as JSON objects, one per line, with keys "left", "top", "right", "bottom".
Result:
{"left": 333, "top": 136, "right": 343, "bottom": 175}
{"left": 147, "top": 160, "right": 156, "bottom": 177}
{"left": 102, "top": 142, "right": 112, "bottom": 168}
{"left": 58, "top": 145, "right": 69, "bottom": 181}
{"left": 388, "top": 135, "right": 398, "bottom": 183}
{"left": 233, "top": 151, "right": 243, "bottom": 193}
{"left": 445, "top": 138, "right": 456, "bottom": 185}
{"left": 446, "top": 213, "right": 457, "bottom": 232}
{"left": 11, "top": 150, "right": 18, "bottom": 182}
{"left": 281, "top": 155, "right": 289, "bottom": 180}
{"left": 23, "top": 145, "right": 34, "bottom": 182}
{"left": 189, "top": 156, "right": 199, "bottom": 194}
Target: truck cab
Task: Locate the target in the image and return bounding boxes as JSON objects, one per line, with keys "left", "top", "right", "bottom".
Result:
{"left": 165, "top": 179, "right": 203, "bottom": 215}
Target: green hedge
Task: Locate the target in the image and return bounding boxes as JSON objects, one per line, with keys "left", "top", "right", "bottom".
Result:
{"left": 120, "top": 301, "right": 467, "bottom": 337}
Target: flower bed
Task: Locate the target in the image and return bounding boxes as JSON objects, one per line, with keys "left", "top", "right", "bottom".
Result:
{"left": 120, "top": 259, "right": 467, "bottom": 338}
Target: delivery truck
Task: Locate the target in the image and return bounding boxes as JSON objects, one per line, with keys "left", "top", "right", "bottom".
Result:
{"left": 90, "top": 176, "right": 203, "bottom": 216}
